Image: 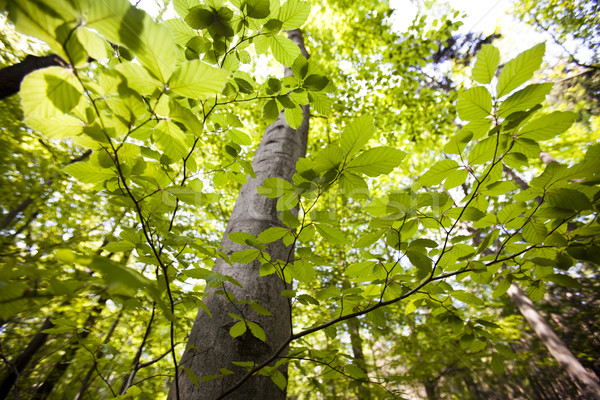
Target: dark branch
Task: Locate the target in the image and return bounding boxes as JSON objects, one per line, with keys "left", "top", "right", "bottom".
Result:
{"left": 0, "top": 54, "right": 66, "bottom": 99}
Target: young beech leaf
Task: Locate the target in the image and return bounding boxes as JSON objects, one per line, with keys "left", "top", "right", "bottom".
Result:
{"left": 244, "top": 0, "right": 270, "bottom": 19}
{"left": 456, "top": 86, "right": 492, "bottom": 121}
{"left": 229, "top": 321, "right": 246, "bottom": 338}
{"left": 247, "top": 321, "right": 266, "bottom": 341}
{"left": 345, "top": 147, "right": 406, "bottom": 177}
{"left": 498, "top": 83, "right": 553, "bottom": 118}
{"left": 269, "top": 34, "right": 301, "bottom": 66}
{"left": 315, "top": 224, "right": 346, "bottom": 245}
{"left": 284, "top": 106, "right": 304, "bottom": 129}
{"left": 340, "top": 115, "right": 374, "bottom": 157}
{"left": 278, "top": 0, "right": 311, "bottom": 30}
{"left": 169, "top": 60, "right": 229, "bottom": 98}
{"left": 518, "top": 111, "right": 578, "bottom": 141}
{"left": 419, "top": 159, "right": 459, "bottom": 186}
{"left": 496, "top": 42, "right": 545, "bottom": 98}
{"left": 471, "top": 44, "right": 500, "bottom": 84}
{"left": 452, "top": 290, "right": 485, "bottom": 306}
{"left": 21, "top": 67, "right": 83, "bottom": 119}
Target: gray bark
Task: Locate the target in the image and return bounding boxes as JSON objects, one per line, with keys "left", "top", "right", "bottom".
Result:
{"left": 170, "top": 29, "right": 309, "bottom": 400}
{"left": 507, "top": 283, "right": 600, "bottom": 399}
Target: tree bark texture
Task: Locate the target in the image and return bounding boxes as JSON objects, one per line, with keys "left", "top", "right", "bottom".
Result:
{"left": 0, "top": 55, "right": 65, "bottom": 99}
{"left": 170, "top": 29, "right": 309, "bottom": 400}
{"left": 507, "top": 283, "right": 600, "bottom": 399}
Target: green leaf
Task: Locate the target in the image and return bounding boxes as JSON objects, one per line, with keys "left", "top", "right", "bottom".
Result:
{"left": 88, "top": 0, "right": 176, "bottom": 82}
{"left": 278, "top": 0, "right": 311, "bottom": 30}
{"left": 419, "top": 159, "right": 459, "bottom": 186}
{"left": 167, "top": 187, "right": 204, "bottom": 205}
{"left": 498, "top": 83, "right": 553, "bottom": 118}
{"left": 303, "top": 74, "right": 329, "bottom": 91}
{"left": 230, "top": 321, "right": 246, "bottom": 338}
{"left": 115, "top": 62, "right": 163, "bottom": 95}
{"left": 269, "top": 34, "right": 301, "bottom": 66}
{"left": 185, "top": 6, "right": 215, "bottom": 29}
{"left": 173, "top": 0, "right": 201, "bottom": 18}
{"left": 340, "top": 115, "right": 374, "bottom": 157}
{"left": 546, "top": 188, "right": 592, "bottom": 210}
{"left": 249, "top": 303, "right": 273, "bottom": 316}
{"left": 270, "top": 369, "right": 287, "bottom": 390}
{"left": 492, "top": 278, "right": 512, "bottom": 299}
{"left": 544, "top": 274, "right": 581, "bottom": 288}
{"left": 354, "top": 230, "right": 385, "bottom": 248}
{"left": 63, "top": 162, "right": 115, "bottom": 184}
{"left": 154, "top": 120, "right": 188, "bottom": 160}
{"left": 518, "top": 111, "right": 578, "bottom": 141}
{"left": 26, "top": 115, "right": 84, "bottom": 139}
{"left": 183, "top": 367, "right": 199, "bottom": 386}
{"left": 21, "top": 67, "right": 83, "bottom": 119}
{"left": 456, "top": 86, "right": 492, "bottom": 121}
{"left": 228, "top": 232, "right": 256, "bottom": 245}
{"left": 443, "top": 130, "right": 472, "bottom": 155}
{"left": 230, "top": 249, "right": 260, "bottom": 264}
{"left": 257, "top": 177, "right": 293, "bottom": 198}
{"left": 244, "top": 0, "right": 270, "bottom": 19}
{"left": 103, "top": 241, "right": 135, "bottom": 252}
{"left": 471, "top": 44, "right": 500, "bottom": 84}
{"left": 406, "top": 250, "right": 432, "bottom": 279}
{"left": 522, "top": 220, "right": 548, "bottom": 244}
{"left": 314, "top": 145, "right": 343, "bottom": 172}
{"left": 257, "top": 227, "right": 289, "bottom": 243}
{"left": 284, "top": 106, "right": 304, "bottom": 129}
{"left": 345, "top": 147, "right": 406, "bottom": 177}
{"left": 467, "top": 137, "right": 496, "bottom": 165}
{"left": 247, "top": 321, "right": 266, "bottom": 341}
{"left": 315, "top": 224, "right": 346, "bottom": 245}
{"left": 452, "top": 290, "right": 485, "bottom": 306}
{"left": 496, "top": 42, "right": 545, "bottom": 97}
{"left": 263, "top": 99, "right": 281, "bottom": 122}
{"left": 526, "top": 281, "right": 545, "bottom": 302}
{"left": 169, "top": 61, "right": 229, "bottom": 98}
{"left": 491, "top": 354, "right": 504, "bottom": 374}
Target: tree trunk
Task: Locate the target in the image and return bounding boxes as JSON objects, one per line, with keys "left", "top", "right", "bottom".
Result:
{"left": 0, "top": 318, "right": 53, "bottom": 400}
{"left": 424, "top": 379, "right": 437, "bottom": 400}
{"left": 507, "top": 283, "right": 600, "bottom": 399}
{"left": 170, "top": 29, "right": 310, "bottom": 400}
{"left": 32, "top": 299, "right": 106, "bottom": 399}
{"left": 346, "top": 317, "right": 371, "bottom": 398}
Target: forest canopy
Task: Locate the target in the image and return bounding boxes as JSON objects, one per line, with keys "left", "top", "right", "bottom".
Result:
{"left": 0, "top": 0, "right": 599, "bottom": 399}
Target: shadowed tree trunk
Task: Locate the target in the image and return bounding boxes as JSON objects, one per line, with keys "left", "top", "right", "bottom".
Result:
{"left": 32, "top": 299, "right": 107, "bottom": 399}
{"left": 507, "top": 283, "right": 600, "bottom": 399}
{"left": 347, "top": 310, "right": 371, "bottom": 398}
{"left": 169, "top": 29, "right": 310, "bottom": 400}
{"left": 0, "top": 318, "right": 53, "bottom": 400}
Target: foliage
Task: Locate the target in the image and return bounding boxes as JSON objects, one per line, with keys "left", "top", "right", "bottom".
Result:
{"left": 0, "top": 0, "right": 599, "bottom": 399}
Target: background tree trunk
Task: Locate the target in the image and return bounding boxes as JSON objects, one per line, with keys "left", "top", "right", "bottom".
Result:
{"left": 170, "top": 29, "right": 310, "bottom": 400}
{"left": 507, "top": 283, "right": 600, "bottom": 399}
{"left": 0, "top": 318, "right": 53, "bottom": 400}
